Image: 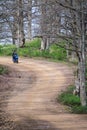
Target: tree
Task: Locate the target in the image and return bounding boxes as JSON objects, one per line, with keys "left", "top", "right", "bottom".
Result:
{"left": 27, "top": 0, "right": 32, "bottom": 40}
{"left": 34, "top": 0, "right": 87, "bottom": 106}
{"left": 0, "top": 0, "right": 25, "bottom": 46}
{"left": 23, "top": 0, "right": 32, "bottom": 41}
{"left": 55, "top": 0, "right": 87, "bottom": 106}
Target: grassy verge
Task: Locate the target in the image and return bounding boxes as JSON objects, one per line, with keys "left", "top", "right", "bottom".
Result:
{"left": 0, "top": 44, "right": 16, "bottom": 56}
{"left": 18, "top": 40, "right": 67, "bottom": 61}
{"left": 58, "top": 85, "right": 87, "bottom": 114}
{"left": 0, "top": 38, "right": 67, "bottom": 61}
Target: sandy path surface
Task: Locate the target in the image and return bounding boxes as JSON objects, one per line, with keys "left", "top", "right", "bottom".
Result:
{"left": 0, "top": 57, "right": 87, "bottom": 130}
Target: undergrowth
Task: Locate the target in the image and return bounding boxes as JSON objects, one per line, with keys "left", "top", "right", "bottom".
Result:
{"left": 58, "top": 85, "right": 87, "bottom": 114}
{"left": 0, "top": 38, "right": 67, "bottom": 61}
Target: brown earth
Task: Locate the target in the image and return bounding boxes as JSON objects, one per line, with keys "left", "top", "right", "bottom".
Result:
{"left": 0, "top": 57, "right": 87, "bottom": 130}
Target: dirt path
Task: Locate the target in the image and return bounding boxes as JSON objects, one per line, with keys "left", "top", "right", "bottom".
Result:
{"left": 0, "top": 57, "right": 87, "bottom": 130}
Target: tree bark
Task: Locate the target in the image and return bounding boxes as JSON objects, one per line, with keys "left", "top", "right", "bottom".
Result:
{"left": 19, "top": 0, "right": 25, "bottom": 47}
{"left": 27, "top": 0, "right": 32, "bottom": 41}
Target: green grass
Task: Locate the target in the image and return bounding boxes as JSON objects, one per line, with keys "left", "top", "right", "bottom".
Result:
{"left": 58, "top": 85, "right": 87, "bottom": 114}
{"left": 49, "top": 44, "right": 66, "bottom": 60}
{"left": 72, "top": 106, "right": 87, "bottom": 114}
{"left": 0, "top": 38, "right": 67, "bottom": 61}
{"left": 58, "top": 93, "right": 81, "bottom": 106}
{"left": 0, "top": 44, "right": 17, "bottom": 56}
{"left": 58, "top": 86, "right": 81, "bottom": 106}
{"left": 23, "top": 39, "right": 67, "bottom": 60}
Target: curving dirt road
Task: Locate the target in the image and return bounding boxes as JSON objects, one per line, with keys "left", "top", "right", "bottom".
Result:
{"left": 0, "top": 57, "right": 87, "bottom": 130}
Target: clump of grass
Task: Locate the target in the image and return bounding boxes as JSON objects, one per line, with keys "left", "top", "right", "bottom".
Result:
{"left": 72, "top": 106, "right": 87, "bottom": 114}
{"left": 57, "top": 85, "right": 87, "bottom": 114}
{"left": 0, "top": 65, "right": 9, "bottom": 75}
{"left": 58, "top": 86, "right": 81, "bottom": 106}
{"left": 58, "top": 93, "right": 81, "bottom": 106}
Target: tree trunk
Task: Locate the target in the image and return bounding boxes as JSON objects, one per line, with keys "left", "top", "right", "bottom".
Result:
{"left": 79, "top": 0, "right": 87, "bottom": 106}
{"left": 79, "top": 58, "right": 86, "bottom": 106}
{"left": 27, "top": 0, "right": 32, "bottom": 41}
{"left": 19, "top": 0, "right": 25, "bottom": 47}
{"left": 46, "top": 38, "right": 50, "bottom": 50}
{"left": 41, "top": 37, "right": 45, "bottom": 50}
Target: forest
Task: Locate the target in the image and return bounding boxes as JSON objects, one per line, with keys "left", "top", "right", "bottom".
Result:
{"left": 1, "top": 1, "right": 87, "bottom": 129}
{"left": 0, "top": 0, "right": 87, "bottom": 108}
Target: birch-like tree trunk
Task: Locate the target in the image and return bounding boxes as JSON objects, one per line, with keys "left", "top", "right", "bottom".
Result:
{"left": 79, "top": 2, "right": 86, "bottom": 105}
{"left": 18, "top": 0, "right": 25, "bottom": 47}
{"left": 27, "top": 0, "right": 32, "bottom": 41}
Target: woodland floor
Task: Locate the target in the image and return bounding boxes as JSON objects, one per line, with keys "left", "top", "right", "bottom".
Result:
{"left": 0, "top": 57, "right": 87, "bottom": 130}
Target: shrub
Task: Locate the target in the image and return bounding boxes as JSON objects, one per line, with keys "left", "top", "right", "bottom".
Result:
{"left": 49, "top": 44, "right": 66, "bottom": 60}
{"left": 58, "top": 92, "right": 81, "bottom": 106}
{"left": 40, "top": 50, "right": 50, "bottom": 58}
{"left": 57, "top": 86, "right": 87, "bottom": 114}
{"left": 25, "top": 38, "right": 41, "bottom": 49}
{"left": 0, "top": 44, "right": 16, "bottom": 56}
